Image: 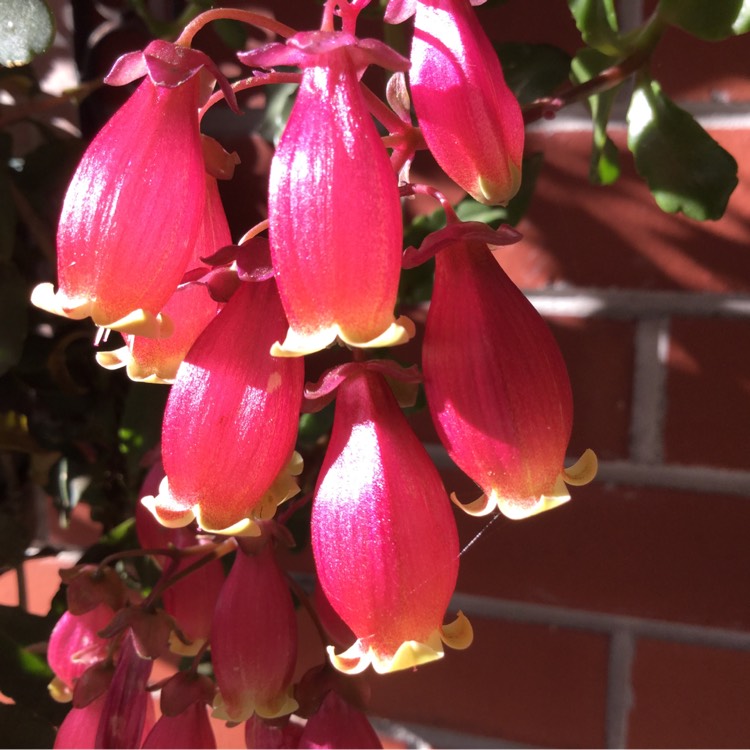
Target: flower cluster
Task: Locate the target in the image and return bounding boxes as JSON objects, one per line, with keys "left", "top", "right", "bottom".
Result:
{"left": 36, "top": 1, "right": 596, "bottom": 747}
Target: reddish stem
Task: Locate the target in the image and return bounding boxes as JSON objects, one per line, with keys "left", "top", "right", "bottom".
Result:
{"left": 176, "top": 9, "right": 296, "bottom": 47}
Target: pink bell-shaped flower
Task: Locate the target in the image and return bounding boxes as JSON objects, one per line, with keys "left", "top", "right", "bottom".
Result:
{"left": 298, "top": 690, "right": 382, "bottom": 749}
{"left": 143, "top": 276, "right": 304, "bottom": 535}
{"left": 414, "top": 223, "right": 597, "bottom": 519}
{"left": 309, "top": 361, "right": 472, "bottom": 675}
{"left": 47, "top": 603, "right": 113, "bottom": 702}
{"left": 239, "top": 32, "right": 414, "bottom": 355}
{"left": 95, "top": 138, "right": 237, "bottom": 381}
{"left": 32, "top": 41, "right": 233, "bottom": 337}
{"left": 211, "top": 536, "right": 298, "bottom": 723}
{"left": 387, "top": 0, "right": 524, "bottom": 206}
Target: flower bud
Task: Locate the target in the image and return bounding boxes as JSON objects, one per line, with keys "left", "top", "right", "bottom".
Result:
{"left": 298, "top": 690, "right": 382, "bottom": 749}
{"left": 142, "top": 673, "right": 216, "bottom": 749}
{"left": 95, "top": 631, "right": 153, "bottom": 749}
{"left": 211, "top": 541, "right": 298, "bottom": 723}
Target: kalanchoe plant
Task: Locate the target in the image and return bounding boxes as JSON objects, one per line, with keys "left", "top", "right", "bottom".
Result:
{"left": 24, "top": 0, "right": 750, "bottom": 744}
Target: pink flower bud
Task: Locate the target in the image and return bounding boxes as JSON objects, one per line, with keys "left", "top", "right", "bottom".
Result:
{"left": 421, "top": 230, "right": 597, "bottom": 519}
{"left": 245, "top": 715, "right": 302, "bottom": 749}
{"left": 47, "top": 604, "right": 113, "bottom": 702}
{"left": 298, "top": 691, "right": 382, "bottom": 749}
{"left": 95, "top": 631, "right": 153, "bottom": 749}
{"left": 54, "top": 693, "right": 107, "bottom": 749}
{"left": 142, "top": 673, "right": 217, "bottom": 749}
{"left": 310, "top": 363, "right": 472, "bottom": 675}
{"left": 211, "top": 541, "right": 298, "bottom": 723}
{"left": 394, "top": 0, "right": 524, "bottom": 206}
{"left": 141, "top": 702, "right": 216, "bottom": 750}
{"left": 143, "top": 278, "right": 304, "bottom": 535}
{"left": 136, "top": 464, "right": 225, "bottom": 656}
{"left": 32, "top": 42, "right": 218, "bottom": 337}
{"left": 239, "top": 32, "right": 414, "bottom": 355}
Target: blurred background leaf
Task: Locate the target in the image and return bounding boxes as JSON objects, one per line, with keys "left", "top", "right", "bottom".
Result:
{"left": 0, "top": 0, "right": 55, "bottom": 68}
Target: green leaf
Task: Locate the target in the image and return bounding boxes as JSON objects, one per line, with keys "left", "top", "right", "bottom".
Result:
{"left": 211, "top": 18, "right": 248, "bottom": 51}
{"left": 0, "top": 704, "right": 57, "bottom": 749}
{"left": 0, "top": 0, "right": 55, "bottom": 67}
{"left": 567, "top": 0, "right": 622, "bottom": 54}
{"left": 733, "top": 4, "right": 750, "bottom": 33}
{"left": 657, "top": 0, "right": 746, "bottom": 40}
{"left": 257, "top": 80, "right": 298, "bottom": 146}
{"left": 627, "top": 79, "right": 738, "bottom": 220}
{"left": 496, "top": 43, "right": 571, "bottom": 105}
{"left": 571, "top": 48, "right": 622, "bottom": 185}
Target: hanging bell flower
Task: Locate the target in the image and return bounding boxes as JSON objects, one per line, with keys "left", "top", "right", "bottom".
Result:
{"left": 32, "top": 41, "right": 235, "bottom": 337}
{"left": 309, "top": 361, "right": 472, "bottom": 675}
{"left": 411, "top": 222, "right": 597, "bottom": 520}
{"left": 141, "top": 672, "right": 217, "bottom": 749}
{"left": 142, "top": 277, "right": 304, "bottom": 535}
{"left": 211, "top": 536, "right": 298, "bottom": 723}
{"left": 238, "top": 32, "right": 414, "bottom": 356}
{"left": 95, "top": 137, "right": 237, "bottom": 382}
{"left": 386, "top": 0, "right": 524, "bottom": 206}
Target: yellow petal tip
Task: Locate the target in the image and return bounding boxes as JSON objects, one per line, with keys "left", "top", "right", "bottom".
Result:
{"left": 441, "top": 611, "right": 473, "bottom": 651}
{"left": 564, "top": 448, "right": 598, "bottom": 486}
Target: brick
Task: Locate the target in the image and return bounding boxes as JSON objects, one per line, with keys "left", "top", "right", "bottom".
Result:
{"left": 451, "top": 483, "right": 750, "bottom": 631}
{"left": 366, "top": 616, "right": 609, "bottom": 748}
{"left": 664, "top": 318, "right": 750, "bottom": 470}
{"left": 548, "top": 317, "right": 634, "bottom": 461}
{"left": 651, "top": 26, "right": 750, "bottom": 104}
{"left": 628, "top": 639, "right": 750, "bottom": 748}
{"left": 476, "top": 0, "right": 584, "bottom": 55}
{"left": 503, "top": 129, "right": 750, "bottom": 292}
{"left": 643, "top": 0, "right": 750, "bottom": 103}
